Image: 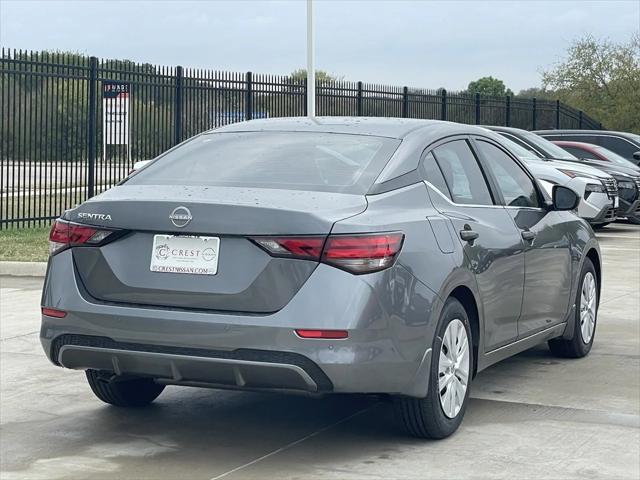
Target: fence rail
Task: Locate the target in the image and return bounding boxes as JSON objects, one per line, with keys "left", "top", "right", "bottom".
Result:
{"left": 0, "top": 49, "right": 603, "bottom": 228}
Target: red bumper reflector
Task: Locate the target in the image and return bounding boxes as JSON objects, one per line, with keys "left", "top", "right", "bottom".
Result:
{"left": 41, "top": 307, "right": 67, "bottom": 318}
{"left": 295, "top": 329, "right": 348, "bottom": 339}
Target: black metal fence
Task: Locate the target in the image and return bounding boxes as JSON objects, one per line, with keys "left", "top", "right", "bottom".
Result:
{"left": 1, "top": 49, "right": 603, "bottom": 228}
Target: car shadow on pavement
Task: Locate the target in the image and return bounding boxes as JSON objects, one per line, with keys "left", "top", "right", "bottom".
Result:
{"left": 1, "top": 387, "right": 417, "bottom": 479}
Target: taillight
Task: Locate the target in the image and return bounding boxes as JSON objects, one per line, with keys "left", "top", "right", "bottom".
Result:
{"left": 322, "top": 233, "right": 404, "bottom": 273}
{"left": 250, "top": 236, "right": 325, "bottom": 260}
{"left": 49, "top": 219, "right": 116, "bottom": 255}
{"left": 251, "top": 232, "right": 404, "bottom": 274}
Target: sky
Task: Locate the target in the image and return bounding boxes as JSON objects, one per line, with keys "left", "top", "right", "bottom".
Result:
{"left": 1, "top": 0, "right": 638, "bottom": 92}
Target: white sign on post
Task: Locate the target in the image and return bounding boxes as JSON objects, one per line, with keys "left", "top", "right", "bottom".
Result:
{"left": 102, "top": 82, "right": 129, "bottom": 145}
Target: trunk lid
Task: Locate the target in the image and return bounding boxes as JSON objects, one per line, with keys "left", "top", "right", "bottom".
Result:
{"left": 68, "top": 185, "right": 367, "bottom": 313}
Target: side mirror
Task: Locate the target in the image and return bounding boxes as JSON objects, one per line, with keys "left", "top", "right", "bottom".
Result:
{"left": 633, "top": 151, "right": 640, "bottom": 161}
{"left": 552, "top": 185, "right": 579, "bottom": 211}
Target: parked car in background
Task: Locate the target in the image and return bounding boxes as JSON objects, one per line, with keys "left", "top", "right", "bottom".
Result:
{"left": 42, "top": 118, "right": 601, "bottom": 440}
{"left": 484, "top": 127, "right": 619, "bottom": 227}
{"left": 535, "top": 130, "right": 640, "bottom": 167}
{"left": 485, "top": 126, "right": 640, "bottom": 225}
{"left": 551, "top": 140, "right": 640, "bottom": 171}
{"left": 494, "top": 134, "right": 619, "bottom": 227}
{"left": 551, "top": 141, "right": 640, "bottom": 224}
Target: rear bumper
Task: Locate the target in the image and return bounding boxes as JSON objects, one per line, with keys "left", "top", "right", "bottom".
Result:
{"left": 41, "top": 250, "right": 440, "bottom": 398}
{"left": 51, "top": 334, "right": 331, "bottom": 394}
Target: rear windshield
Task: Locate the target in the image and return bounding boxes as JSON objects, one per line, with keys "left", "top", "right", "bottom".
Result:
{"left": 127, "top": 132, "right": 401, "bottom": 194}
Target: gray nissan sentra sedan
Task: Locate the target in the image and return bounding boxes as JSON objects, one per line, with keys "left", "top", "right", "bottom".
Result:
{"left": 41, "top": 117, "right": 600, "bottom": 439}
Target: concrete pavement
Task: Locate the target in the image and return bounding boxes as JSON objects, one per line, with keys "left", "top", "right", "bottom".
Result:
{"left": 1, "top": 224, "right": 638, "bottom": 479}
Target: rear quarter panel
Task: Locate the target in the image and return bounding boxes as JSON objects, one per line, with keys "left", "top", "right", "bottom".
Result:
{"left": 330, "top": 182, "right": 473, "bottom": 375}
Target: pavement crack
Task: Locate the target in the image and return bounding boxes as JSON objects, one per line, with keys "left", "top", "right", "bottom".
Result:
{"left": 208, "top": 403, "right": 379, "bottom": 480}
{"left": 470, "top": 396, "right": 640, "bottom": 428}
{"left": 0, "top": 331, "right": 39, "bottom": 342}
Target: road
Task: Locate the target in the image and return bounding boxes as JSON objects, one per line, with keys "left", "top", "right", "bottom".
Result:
{"left": 1, "top": 224, "right": 639, "bottom": 479}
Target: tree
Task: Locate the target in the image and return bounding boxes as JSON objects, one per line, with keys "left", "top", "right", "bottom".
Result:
{"left": 542, "top": 34, "right": 640, "bottom": 133}
{"left": 516, "top": 87, "right": 556, "bottom": 99}
{"left": 466, "top": 76, "right": 514, "bottom": 97}
{"left": 288, "top": 69, "right": 341, "bottom": 84}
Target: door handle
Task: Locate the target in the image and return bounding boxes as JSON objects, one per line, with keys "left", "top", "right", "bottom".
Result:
{"left": 459, "top": 229, "right": 479, "bottom": 242}
{"left": 521, "top": 230, "right": 536, "bottom": 241}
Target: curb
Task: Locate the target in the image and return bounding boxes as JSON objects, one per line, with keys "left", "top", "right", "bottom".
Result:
{"left": 0, "top": 261, "right": 47, "bottom": 277}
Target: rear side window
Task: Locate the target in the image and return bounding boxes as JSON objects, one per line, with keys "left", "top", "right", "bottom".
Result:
{"left": 127, "top": 132, "right": 401, "bottom": 194}
{"left": 432, "top": 140, "right": 494, "bottom": 205}
{"left": 421, "top": 152, "right": 452, "bottom": 200}
{"left": 476, "top": 141, "right": 541, "bottom": 208}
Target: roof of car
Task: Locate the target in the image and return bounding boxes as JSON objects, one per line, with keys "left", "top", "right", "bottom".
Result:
{"left": 481, "top": 125, "right": 529, "bottom": 135}
{"left": 208, "top": 116, "right": 491, "bottom": 140}
{"left": 534, "top": 130, "right": 637, "bottom": 139}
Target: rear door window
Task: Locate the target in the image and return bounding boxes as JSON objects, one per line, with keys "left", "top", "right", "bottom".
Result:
{"left": 431, "top": 140, "right": 494, "bottom": 205}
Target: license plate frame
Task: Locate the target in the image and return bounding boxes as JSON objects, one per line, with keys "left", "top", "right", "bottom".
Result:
{"left": 150, "top": 235, "right": 220, "bottom": 276}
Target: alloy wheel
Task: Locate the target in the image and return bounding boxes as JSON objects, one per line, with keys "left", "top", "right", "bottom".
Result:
{"left": 580, "top": 272, "right": 597, "bottom": 344}
{"left": 438, "top": 319, "right": 470, "bottom": 419}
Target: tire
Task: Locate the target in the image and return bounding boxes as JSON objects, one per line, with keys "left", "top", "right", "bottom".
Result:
{"left": 592, "top": 223, "right": 609, "bottom": 230}
{"left": 394, "top": 298, "right": 473, "bottom": 439}
{"left": 86, "top": 369, "right": 165, "bottom": 407}
{"left": 548, "top": 258, "right": 598, "bottom": 358}
{"left": 628, "top": 216, "right": 640, "bottom": 225}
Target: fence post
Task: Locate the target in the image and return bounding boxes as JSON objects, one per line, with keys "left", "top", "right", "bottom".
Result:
{"left": 555, "top": 99, "right": 561, "bottom": 129}
{"left": 532, "top": 97, "right": 537, "bottom": 130}
{"left": 402, "top": 86, "right": 408, "bottom": 118}
{"left": 356, "top": 81, "right": 363, "bottom": 116}
{"left": 579, "top": 110, "right": 583, "bottom": 128}
{"left": 174, "top": 66, "right": 183, "bottom": 145}
{"left": 441, "top": 89, "right": 447, "bottom": 121}
{"left": 245, "top": 71, "right": 253, "bottom": 121}
{"left": 475, "top": 93, "right": 481, "bottom": 124}
{"left": 303, "top": 77, "right": 308, "bottom": 116}
{"left": 87, "top": 56, "right": 97, "bottom": 199}
{"left": 505, "top": 95, "right": 511, "bottom": 126}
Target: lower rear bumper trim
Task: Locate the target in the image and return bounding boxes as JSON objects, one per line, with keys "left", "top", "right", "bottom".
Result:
{"left": 52, "top": 334, "right": 333, "bottom": 393}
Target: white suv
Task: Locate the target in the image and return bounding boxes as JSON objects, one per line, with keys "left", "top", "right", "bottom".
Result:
{"left": 498, "top": 135, "right": 617, "bottom": 226}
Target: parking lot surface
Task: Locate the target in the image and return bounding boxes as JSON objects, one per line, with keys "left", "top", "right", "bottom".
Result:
{"left": 1, "top": 224, "right": 639, "bottom": 479}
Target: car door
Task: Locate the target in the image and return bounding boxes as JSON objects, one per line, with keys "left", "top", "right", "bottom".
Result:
{"left": 473, "top": 138, "right": 573, "bottom": 337}
{"left": 424, "top": 138, "right": 525, "bottom": 351}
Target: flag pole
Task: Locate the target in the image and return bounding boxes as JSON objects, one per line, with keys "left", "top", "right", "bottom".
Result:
{"left": 306, "top": 0, "right": 315, "bottom": 117}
